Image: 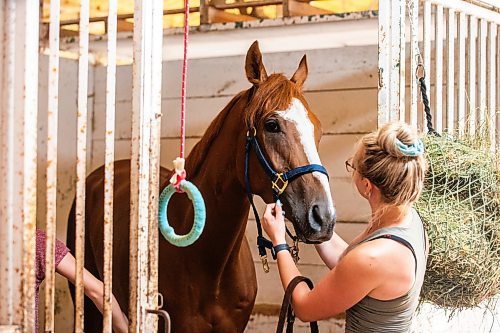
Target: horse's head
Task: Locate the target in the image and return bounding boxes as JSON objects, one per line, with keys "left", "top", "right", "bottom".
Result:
{"left": 242, "top": 41, "right": 336, "bottom": 243}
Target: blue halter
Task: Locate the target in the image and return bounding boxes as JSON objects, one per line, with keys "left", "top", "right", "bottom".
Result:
{"left": 244, "top": 129, "right": 329, "bottom": 272}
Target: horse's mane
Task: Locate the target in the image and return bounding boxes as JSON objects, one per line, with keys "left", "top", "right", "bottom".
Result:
{"left": 185, "top": 90, "right": 247, "bottom": 179}
{"left": 185, "top": 73, "right": 299, "bottom": 180}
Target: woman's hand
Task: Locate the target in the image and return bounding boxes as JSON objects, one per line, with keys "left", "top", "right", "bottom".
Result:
{"left": 262, "top": 202, "right": 287, "bottom": 246}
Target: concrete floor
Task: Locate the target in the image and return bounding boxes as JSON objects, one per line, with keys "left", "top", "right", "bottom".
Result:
{"left": 245, "top": 300, "right": 500, "bottom": 333}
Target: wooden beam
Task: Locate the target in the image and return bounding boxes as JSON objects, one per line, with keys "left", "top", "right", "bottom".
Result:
{"left": 288, "top": 0, "right": 331, "bottom": 16}
{"left": 208, "top": 7, "right": 255, "bottom": 23}
{"left": 116, "top": 19, "right": 133, "bottom": 32}
{"left": 60, "top": 27, "right": 79, "bottom": 37}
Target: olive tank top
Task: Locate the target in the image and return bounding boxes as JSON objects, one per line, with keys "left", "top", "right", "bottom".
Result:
{"left": 345, "top": 209, "right": 427, "bottom": 333}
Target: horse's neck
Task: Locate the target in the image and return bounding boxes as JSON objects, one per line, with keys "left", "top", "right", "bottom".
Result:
{"left": 186, "top": 104, "right": 251, "bottom": 269}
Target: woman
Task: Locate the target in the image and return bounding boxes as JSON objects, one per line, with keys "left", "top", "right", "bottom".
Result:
{"left": 36, "top": 229, "right": 128, "bottom": 333}
{"left": 262, "top": 122, "right": 428, "bottom": 332}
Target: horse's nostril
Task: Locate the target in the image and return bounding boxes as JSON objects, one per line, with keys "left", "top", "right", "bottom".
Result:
{"left": 307, "top": 205, "right": 322, "bottom": 232}
{"left": 309, "top": 204, "right": 336, "bottom": 230}
{"left": 312, "top": 205, "right": 322, "bottom": 224}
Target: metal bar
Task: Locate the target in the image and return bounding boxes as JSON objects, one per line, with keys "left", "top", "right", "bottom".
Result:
{"left": 478, "top": 19, "right": 488, "bottom": 129}
{"left": 409, "top": 0, "right": 419, "bottom": 127}
{"left": 377, "top": 0, "right": 390, "bottom": 126}
{"left": 146, "top": 309, "right": 171, "bottom": 333}
{"left": 102, "top": 0, "right": 117, "bottom": 332}
{"left": 130, "top": 0, "right": 154, "bottom": 331}
{"left": 425, "top": 0, "right": 500, "bottom": 24}
{"left": 435, "top": 4, "right": 444, "bottom": 133}
{"left": 468, "top": 16, "right": 477, "bottom": 135}
{"left": 423, "top": 1, "right": 432, "bottom": 132}
{"left": 398, "top": 0, "right": 406, "bottom": 122}
{"left": 75, "top": 0, "right": 89, "bottom": 332}
{"left": 446, "top": 8, "right": 455, "bottom": 132}
{"left": 488, "top": 23, "right": 497, "bottom": 151}
{"left": 0, "top": 0, "right": 16, "bottom": 325}
{"left": 21, "top": 0, "right": 40, "bottom": 331}
{"left": 458, "top": 12, "right": 467, "bottom": 136}
{"left": 146, "top": 0, "right": 164, "bottom": 331}
{"left": 390, "top": 0, "right": 402, "bottom": 122}
{"left": 44, "top": 0, "right": 60, "bottom": 331}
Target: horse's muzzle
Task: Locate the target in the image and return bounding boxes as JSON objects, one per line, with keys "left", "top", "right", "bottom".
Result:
{"left": 300, "top": 203, "right": 336, "bottom": 243}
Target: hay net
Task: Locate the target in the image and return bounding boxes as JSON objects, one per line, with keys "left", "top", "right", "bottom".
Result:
{"left": 415, "top": 134, "right": 499, "bottom": 309}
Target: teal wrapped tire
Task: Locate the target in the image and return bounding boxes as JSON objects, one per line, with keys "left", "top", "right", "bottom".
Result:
{"left": 158, "top": 180, "right": 206, "bottom": 247}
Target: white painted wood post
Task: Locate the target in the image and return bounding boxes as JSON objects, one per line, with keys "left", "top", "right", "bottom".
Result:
{"left": 0, "top": 0, "right": 18, "bottom": 326}
{"left": 130, "top": 0, "right": 163, "bottom": 331}
{"left": 377, "top": 0, "right": 391, "bottom": 126}
{"left": 446, "top": 8, "right": 455, "bottom": 132}
{"left": 457, "top": 11, "right": 467, "bottom": 135}
{"left": 75, "top": 0, "right": 89, "bottom": 332}
{"left": 487, "top": 23, "right": 497, "bottom": 151}
{"left": 435, "top": 4, "right": 444, "bottom": 133}
{"left": 423, "top": 0, "right": 433, "bottom": 132}
{"left": 44, "top": 0, "right": 60, "bottom": 330}
{"left": 468, "top": 16, "right": 477, "bottom": 135}
{"left": 103, "top": 0, "right": 117, "bottom": 332}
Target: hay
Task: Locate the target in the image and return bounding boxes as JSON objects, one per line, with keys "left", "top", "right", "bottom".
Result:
{"left": 415, "top": 134, "right": 500, "bottom": 309}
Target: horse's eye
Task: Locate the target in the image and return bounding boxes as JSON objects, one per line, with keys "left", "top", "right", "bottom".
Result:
{"left": 264, "top": 119, "right": 281, "bottom": 133}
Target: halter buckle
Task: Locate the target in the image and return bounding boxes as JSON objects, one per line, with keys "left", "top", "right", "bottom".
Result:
{"left": 272, "top": 173, "right": 289, "bottom": 195}
{"left": 246, "top": 127, "right": 257, "bottom": 137}
{"left": 260, "top": 255, "right": 270, "bottom": 273}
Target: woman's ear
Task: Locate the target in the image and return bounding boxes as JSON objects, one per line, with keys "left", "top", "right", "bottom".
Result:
{"left": 363, "top": 178, "right": 373, "bottom": 197}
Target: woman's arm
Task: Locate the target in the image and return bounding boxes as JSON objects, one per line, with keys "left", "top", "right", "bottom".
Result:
{"left": 289, "top": 245, "right": 384, "bottom": 322}
{"left": 56, "top": 253, "right": 129, "bottom": 333}
{"left": 262, "top": 203, "right": 384, "bottom": 322}
{"left": 314, "top": 232, "right": 348, "bottom": 269}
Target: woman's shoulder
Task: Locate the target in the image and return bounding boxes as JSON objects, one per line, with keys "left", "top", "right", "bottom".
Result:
{"left": 344, "top": 237, "right": 415, "bottom": 277}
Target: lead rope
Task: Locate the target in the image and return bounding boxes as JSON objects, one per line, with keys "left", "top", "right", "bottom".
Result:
{"left": 407, "top": 0, "right": 439, "bottom": 137}
{"left": 276, "top": 276, "right": 319, "bottom": 333}
{"left": 416, "top": 64, "right": 439, "bottom": 136}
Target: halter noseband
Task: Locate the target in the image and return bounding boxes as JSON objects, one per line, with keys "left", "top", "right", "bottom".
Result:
{"left": 244, "top": 127, "right": 329, "bottom": 272}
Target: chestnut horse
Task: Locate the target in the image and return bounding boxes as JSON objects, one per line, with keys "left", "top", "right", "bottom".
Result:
{"left": 67, "top": 41, "right": 336, "bottom": 332}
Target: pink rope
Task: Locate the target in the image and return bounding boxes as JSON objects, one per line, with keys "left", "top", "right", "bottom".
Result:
{"left": 180, "top": 0, "right": 189, "bottom": 160}
{"left": 171, "top": 0, "right": 190, "bottom": 193}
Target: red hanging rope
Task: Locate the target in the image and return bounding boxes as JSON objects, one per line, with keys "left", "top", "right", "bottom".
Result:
{"left": 170, "top": 0, "right": 190, "bottom": 192}
{"left": 180, "top": 0, "right": 189, "bottom": 159}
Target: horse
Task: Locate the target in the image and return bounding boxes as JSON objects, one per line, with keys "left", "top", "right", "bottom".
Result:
{"left": 67, "top": 41, "right": 336, "bottom": 333}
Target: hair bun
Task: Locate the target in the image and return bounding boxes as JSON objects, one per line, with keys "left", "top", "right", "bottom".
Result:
{"left": 377, "top": 122, "right": 423, "bottom": 158}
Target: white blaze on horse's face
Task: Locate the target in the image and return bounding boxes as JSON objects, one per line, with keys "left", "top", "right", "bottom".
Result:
{"left": 281, "top": 98, "right": 335, "bottom": 231}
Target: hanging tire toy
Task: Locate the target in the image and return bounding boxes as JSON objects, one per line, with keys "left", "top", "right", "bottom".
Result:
{"left": 158, "top": 179, "right": 206, "bottom": 247}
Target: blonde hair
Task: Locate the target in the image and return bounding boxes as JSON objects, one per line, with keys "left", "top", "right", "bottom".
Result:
{"left": 353, "top": 122, "right": 428, "bottom": 207}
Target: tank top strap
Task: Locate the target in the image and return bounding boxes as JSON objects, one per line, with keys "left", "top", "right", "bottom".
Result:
{"left": 368, "top": 233, "right": 417, "bottom": 274}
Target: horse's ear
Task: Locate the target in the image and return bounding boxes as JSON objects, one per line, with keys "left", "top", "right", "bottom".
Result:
{"left": 245, "top": 41, "right": 268, "bottom": 86}
{"left": 291, "top": 55, "right": 308, "bottom": 90}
